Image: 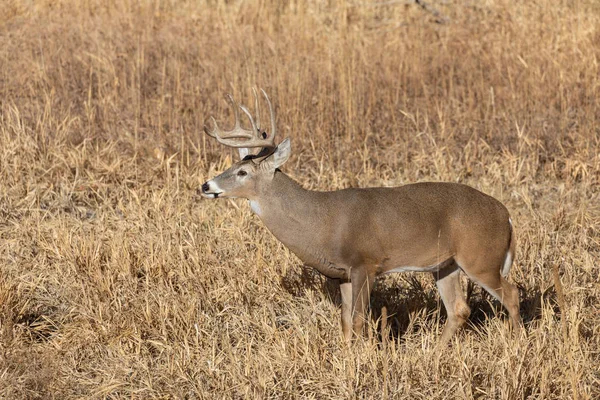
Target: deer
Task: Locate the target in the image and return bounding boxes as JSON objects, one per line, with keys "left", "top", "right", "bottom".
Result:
{"left": 200, "top": 89, "right": 521, "bottom": 345}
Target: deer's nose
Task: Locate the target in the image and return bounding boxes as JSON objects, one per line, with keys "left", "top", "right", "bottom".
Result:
{"left": 201, "top": 182, "right": 210, "bottom": 193}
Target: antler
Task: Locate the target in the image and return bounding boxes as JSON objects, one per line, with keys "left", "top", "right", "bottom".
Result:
{"left": 204, "top": 88, "right": 277, "bottom": 150}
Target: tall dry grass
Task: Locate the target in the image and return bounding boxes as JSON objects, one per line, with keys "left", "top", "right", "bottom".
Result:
{"left": 0, "top": 0, "right": 599, "bottom": 398}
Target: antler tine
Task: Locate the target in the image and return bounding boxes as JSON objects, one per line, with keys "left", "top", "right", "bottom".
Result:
{"left": 226, "top": 94, "right": 241, "bottom": 130}
{"left": 203, "top": 116, "right": 219, "bottom": 138}
{"left": 239, "top": 104, "right": 259, "bottom": 135}
{"left": 219, "top": 94, "right": 254, "bottom": 139}
{"left": 204, "top": 90, "right": 277, "bottom": 150}
{"left": 252, "top": 87, "right": 261, "bottom": 131}
{"left": 203, "top": 94, "right": 253, "bottom": 141}
{"left": 261, "top": 88, "right": 276, "bottom": 143}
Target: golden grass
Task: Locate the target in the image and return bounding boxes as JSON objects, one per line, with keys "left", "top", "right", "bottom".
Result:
{"left": 0, "top": 0, "right": 599, "bottom": 398}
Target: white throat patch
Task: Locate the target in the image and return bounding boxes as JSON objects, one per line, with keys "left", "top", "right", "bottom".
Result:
{"left": 249, "top": 200, "right": 262, "bottom": 216}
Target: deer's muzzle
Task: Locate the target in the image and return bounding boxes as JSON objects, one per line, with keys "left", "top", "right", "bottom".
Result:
{"left": 200, "top": 181, "right": 222, "bottom": 199}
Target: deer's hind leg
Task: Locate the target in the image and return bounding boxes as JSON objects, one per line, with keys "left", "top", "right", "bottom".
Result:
{"left": 456, "top": 255, "right": 522, "bottom": 332}
{"left": 434, "top": 261, "right": 471, "bottom": 346}
{"left": 469, "top": 272, "right": 521, "bottom": 332}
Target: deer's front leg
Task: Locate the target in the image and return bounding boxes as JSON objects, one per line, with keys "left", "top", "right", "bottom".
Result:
{"left": 340, "top": 279, "right": 353, "bottom": 341}
{"left": 350, "top": 267, "right": 375, "bottom": 337}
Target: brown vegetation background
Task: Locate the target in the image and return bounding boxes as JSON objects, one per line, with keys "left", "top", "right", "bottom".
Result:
{"left": 1, "top": 0, "right": 599, "bottom": 398}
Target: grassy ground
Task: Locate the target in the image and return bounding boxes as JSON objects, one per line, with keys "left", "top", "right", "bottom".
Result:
{"left": 0, "top": 0, "right": 599, "bottom": 398}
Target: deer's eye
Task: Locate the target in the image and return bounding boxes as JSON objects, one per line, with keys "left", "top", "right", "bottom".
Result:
{"left": 237, "top": 170, "right": 248, "bottom": 177}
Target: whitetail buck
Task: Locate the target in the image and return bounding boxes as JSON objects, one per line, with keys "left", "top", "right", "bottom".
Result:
{"left": 201, "top": 89, "right": 521, "bottom": 344}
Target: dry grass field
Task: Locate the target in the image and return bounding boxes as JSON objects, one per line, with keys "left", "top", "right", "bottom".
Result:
{"left": 0, "top": 0, "right": 599, "bottom": 398}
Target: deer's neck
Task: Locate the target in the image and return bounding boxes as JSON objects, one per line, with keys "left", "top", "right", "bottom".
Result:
{"left": 250, "top": 171, "right": 328, "bottom": 256}
{"left": 251, "top": 170, "right": 320, "bottom": 223}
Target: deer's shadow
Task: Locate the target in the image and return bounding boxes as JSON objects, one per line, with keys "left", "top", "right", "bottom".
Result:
{"left": 281, "top": 266, "right": 558, "bottom": 342}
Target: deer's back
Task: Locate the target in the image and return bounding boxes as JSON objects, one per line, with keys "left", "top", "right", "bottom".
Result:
{"left": 319, "top": 182, "right": 511, "bottom": 271}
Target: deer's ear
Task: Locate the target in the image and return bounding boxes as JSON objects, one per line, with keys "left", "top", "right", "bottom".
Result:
{"left": 271, "top": 138, "right": 291, "bottom": 169}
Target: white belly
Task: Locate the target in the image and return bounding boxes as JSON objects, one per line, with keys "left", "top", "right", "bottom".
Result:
{"left": 384, "top": 257, "right": 454, "bottom": 275}
{"left": 384, "top": 264, "right": 441, "bottom": 274}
